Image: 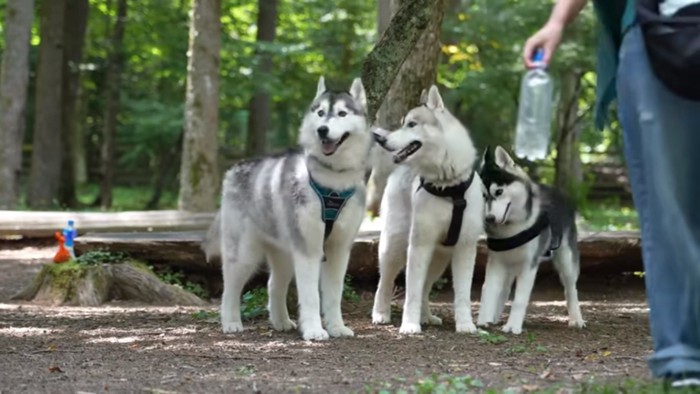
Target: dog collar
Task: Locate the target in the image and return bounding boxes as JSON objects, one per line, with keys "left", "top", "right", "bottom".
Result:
{"left": 418, "top": 171, "right": 475, "bottom": 247}
{"left": 486, "top": 213, "right": 560, "bottom": 257}
{"left": 308, "top": 175, "right": 356, "bottom": 240}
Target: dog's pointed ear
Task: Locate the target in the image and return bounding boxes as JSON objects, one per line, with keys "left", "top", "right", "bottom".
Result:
{"left": 315, "top": 76, "right": 326, "bottom": 99}
{"left": 425, "top": 85, "right": 445, "bottom": 110}
{"left": 419, "top": 88, "right": 429, "bottom": 105}
{"left": 494, "top": 145, "right": 515, "bottom": 168}
{"left": 481, "top": 145, "right": 493, "bottom": 170}
{"left": 349, "top": 77, "right": 367, "bottom": 111}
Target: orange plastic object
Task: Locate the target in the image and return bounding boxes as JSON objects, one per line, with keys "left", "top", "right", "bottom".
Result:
{"left": 53, "top": 231, "right": 71, "bottom": 263}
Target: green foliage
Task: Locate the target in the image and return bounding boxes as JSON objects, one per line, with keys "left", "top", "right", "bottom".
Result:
{"left": 156, "top": 267, "right": 210, "bottom": 300}
{"left": 580, "top": 198, "right": 639, "bottom": 231}
{"left": 343, "top": 275, "right": 361, "bottom": 304}
{"left": 241, "top": 287, "right": 268, "bottom": 320}
{"left": 413, "top": 373, "right": 484, "bottom": 394}
{"left": 478, "top": 330, "right": 508, "bottom": 345}
{"left": 74, "top": 249, "right": 130, "bottom": 266}
{"left": 191, "top": 309, "right": 220, "bottom": 323}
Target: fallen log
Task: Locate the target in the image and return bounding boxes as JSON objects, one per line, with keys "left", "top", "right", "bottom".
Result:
{"left": 12, "top": 258, "right": 208, "bottom": 307}
{"left": 74, "top": 230, "right": 643, "bottom": 282}
{"left": 0, "top": 210, "right": 215, "bottom": 238}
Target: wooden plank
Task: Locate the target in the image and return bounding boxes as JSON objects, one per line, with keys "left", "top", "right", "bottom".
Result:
{"left": 74, "top": 229, "right": 643, "bottom": 280}
{"left": 0, "top": 210, "right": 216, "bottom": 238}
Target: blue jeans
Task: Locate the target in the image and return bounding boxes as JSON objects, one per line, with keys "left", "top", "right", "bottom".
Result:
{"left": 616, "top": 24, "right": 700, "bottom": 378}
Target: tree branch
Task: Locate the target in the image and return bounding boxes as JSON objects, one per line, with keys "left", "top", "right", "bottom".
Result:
{"left": 361, "top": 0, "right": 434, "bottom": 123}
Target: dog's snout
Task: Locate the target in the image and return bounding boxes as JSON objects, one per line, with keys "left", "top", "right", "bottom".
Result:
{"left": 485, "top": 214, "right": 496, "bottom": 224}
{"left": 372, "top": 132, "right": 387, "bottom": 145}
{"left": 317, "top": 126, "right": 329, "bottom": 139}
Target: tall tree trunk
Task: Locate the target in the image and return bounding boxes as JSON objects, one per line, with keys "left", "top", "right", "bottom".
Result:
{"left": 27, "top": 0, "right": 67, "bottom": 209}
{"left": 59, "top": 0, "right": 90, "bottom": 208}
{"left": 178, "top": 0, "right": 222, "bottom": 212}
{"left": 245, "top": 0, "right": 278, "bottom": 157}
{"left": 99, "top": 0, "right": 127, "bottom": 210}
{"left": 366, "top": 0, "right": 446, "bottom": 217}
{"left": 554, "top": 71, "right": 585, "bottom": 198}
{"left": 0, "top": 0, "right": 34, "bottom": 209}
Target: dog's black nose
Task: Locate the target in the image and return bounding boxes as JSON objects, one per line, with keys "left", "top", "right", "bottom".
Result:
{"left": 317, "top": 126, "right": 329, "bottom": 139}
{"left": 372, "top": 132, "right": 387, "bottom": 145}
{"left": 485, "top": 214, "right": 496, "bottom": 224}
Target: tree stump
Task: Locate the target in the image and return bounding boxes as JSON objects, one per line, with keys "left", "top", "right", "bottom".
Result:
{"left": 12, "top": 260, "right": 208, "bottom": 307}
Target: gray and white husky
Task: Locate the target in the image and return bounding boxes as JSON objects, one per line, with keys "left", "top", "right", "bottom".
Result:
{"left": 370, "top": 85, "right": 485, "bottom": 334}
{"left": 202, "top": 76, "right": 372, "bottom": 341}
{"left": 476, "top": 145, "right": 586, "bottom": 334}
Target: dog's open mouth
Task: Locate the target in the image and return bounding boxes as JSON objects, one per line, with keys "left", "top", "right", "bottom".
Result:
{"left": 321, "top": 132, "right": 350, "bottom": 156}
{"left": 393, "top": 141, "right": 422, "bottom": 164}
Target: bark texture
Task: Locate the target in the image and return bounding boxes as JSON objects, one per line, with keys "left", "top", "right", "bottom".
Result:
{"left": 0, "top": 0, "right": 34, "bottom": 209}
{"left": 27, "top": 0, "right": 67, "bottom": 209}
{"left": 366, "top": 0, "right": 446, "bottom": 216}
{"left": 59, "top": 0, "right": 90, "bottom": 208}
{"left": 100, "top": 0, "right": 128, "bottom": 210}
{"left": 554, "top": 71, "right": 585, "bottom": 196}
{"left": 361, "top": 0, "right": 435, "bottom": 123}
{"left": 178, "top": 0, "right": 222, "bottom": 212}
{"left": 245, "top": 0, "right": 278, "bottom": 157}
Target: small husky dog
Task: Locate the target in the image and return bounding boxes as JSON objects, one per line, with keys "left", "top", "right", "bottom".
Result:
{"left": 202, "top": 76, "right": 373, "bottom": 341}
{"left": 476, "top": 145, "right": 586, "bottom": 334}
{"left": 370, "top": 85, "right": 485, "bottom": 334}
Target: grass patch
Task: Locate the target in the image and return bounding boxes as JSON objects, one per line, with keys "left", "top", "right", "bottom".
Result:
{"left": 579, "top": 198, "right": 639, "bottom": 231}
{"left": 155, "top": 267, "right": 210, "bottom": 300}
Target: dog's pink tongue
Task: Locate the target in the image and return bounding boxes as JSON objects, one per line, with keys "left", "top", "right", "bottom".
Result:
{"left": 321, "top": 141, "right": 337, "bottom": 155}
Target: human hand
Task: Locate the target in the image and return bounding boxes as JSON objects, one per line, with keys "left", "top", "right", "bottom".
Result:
{"left": 522, "top": 22, "right": 565, "bottom": 69}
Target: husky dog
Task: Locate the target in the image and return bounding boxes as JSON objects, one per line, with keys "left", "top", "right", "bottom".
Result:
{"left": 476, "top": 145, "right": 586, "bottom": 334}
{"left": 370, "top": 85, "right": 485, "bottom": 334}
{"left": 202, "top": 76, "right": 372, "bottom": 341}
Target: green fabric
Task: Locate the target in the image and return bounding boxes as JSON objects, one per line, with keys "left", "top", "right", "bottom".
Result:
{"left": 591, "top": 0, "right": 637, "bottom": 131}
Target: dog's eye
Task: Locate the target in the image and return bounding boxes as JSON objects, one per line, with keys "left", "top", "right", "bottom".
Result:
{"left": 494, "top": 189, "right": 503, "bottom": 197}
{"left": 407, "top": 121, "right": 417, "bottom": 128}
{"left": 338, "top": 111, "right": 347, "bottom": 117}
{"left": 317, "top": 110, "right": 325, "bottom": 117}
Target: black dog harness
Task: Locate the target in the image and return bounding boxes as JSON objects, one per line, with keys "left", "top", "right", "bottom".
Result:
{"left": 486, "top": 212, "right": 561, "bottom": 258}
{"left": 309, "top": 176, "right": 356, "bottom": 240}
{"left": 418, "top": 171, "right": 475, "bottom": 247}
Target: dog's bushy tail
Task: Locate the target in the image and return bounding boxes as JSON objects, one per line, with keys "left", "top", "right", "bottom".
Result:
{"left": 201, "top": 210, "right": 222, "bottom": 263}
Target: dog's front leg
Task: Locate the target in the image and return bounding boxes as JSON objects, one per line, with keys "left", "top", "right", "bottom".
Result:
{"left": 502, "top": 264, "right": 539, "bottom": 335}
{"left": 400, "top": 243, "right": 435, "bottom": 335}
{"left": 451, "top": 242, "right": 478, "bottom": 334}
{"left": 320, "top": 239, "right": 354, "bottom": 338}
{"left": 477, "top": 256, "right": 508, "bottom": 327}
{"left": 293, "top": 251, "right": 329, "bottom": 341}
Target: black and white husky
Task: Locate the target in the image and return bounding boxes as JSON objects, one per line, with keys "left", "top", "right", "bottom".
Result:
{"left": 476, "top": 146, "right": 586, "bottom": 334}
{"left": 203, "top": 77, "right": 373, "bottom": 341}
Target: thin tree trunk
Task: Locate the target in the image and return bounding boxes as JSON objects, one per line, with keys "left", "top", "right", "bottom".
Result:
{"left": 245, "top": 0, "right": 278, "bottom": 157}
{"left": 366, "top": 0, "right": 446, "bottom": 216}
{"left": 361, "top": 0, "right": 436, "bottom": 122}
{"left": 100, "top": 0, "right": 127, "bottom": 210}
{"left": 0, "top": 0, "right": 34, "bottom": 209}
{"left": 28, "top": 0, "right": 67, "bottom": 209}
{"left": 146, "top": 130, "right": 184, "bottom": 210}
{"left": 60, "top": 0, "right": 90, "bottom": 208}
{"left": 178, "top": 0, "right": 222, "bottom": 212}
{"left": 554, "top": 71, "right": 585, "bottom": 196}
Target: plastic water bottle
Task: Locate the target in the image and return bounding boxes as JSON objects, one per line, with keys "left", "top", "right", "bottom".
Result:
{"left": 514, "top": 48, "right": 554, "bottom": 161}
{"left": 63, "top": 220, "right": 77, "bottom": 259}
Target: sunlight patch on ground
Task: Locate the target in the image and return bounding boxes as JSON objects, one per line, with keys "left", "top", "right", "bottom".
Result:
{"left": 0, "top": 303, "right": 206, "bottom": 316}
{"left": 0, "top": 326, "right": 65, "bottom": 337}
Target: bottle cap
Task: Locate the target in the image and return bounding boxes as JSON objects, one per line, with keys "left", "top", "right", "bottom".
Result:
{"left": 533, "top": 48, "right": 544, "bottom": 62}
{"left": 68, "top": 220, "right": 74, "bottom": 226}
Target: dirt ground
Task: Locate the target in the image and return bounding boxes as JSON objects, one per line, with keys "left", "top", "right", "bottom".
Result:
{"left": 0, "top": 241, "right": 654, "bottom": 393}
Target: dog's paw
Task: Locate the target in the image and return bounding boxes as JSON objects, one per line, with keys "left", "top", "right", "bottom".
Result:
{"left": 456, "top": 322, "right": 478, "bottom": 334}
{"left": 501, "top": 323, "right": 523, "bottom": 335}
{"left": 222, "top": 321, "right": 244, "bottom": 334}
{"left": 421, "top": 314, "right": 443, "bottom": 325}
{"left": 302, "top": 328, "right": 330, "bottom": 341}
{"left": 371, "top": 311, "right": 392, "bottom": 325}
{"left": 398, "top": 322, "right": 422, "bottom": 335}
{"left": 326, "top": 324, "right": 354, "bottom": 338}
{"left": 270, "top": 318, "right": 297, "bottom": 332}
{"left": 569, "top": 318, "right": 586, "bottom": 329}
